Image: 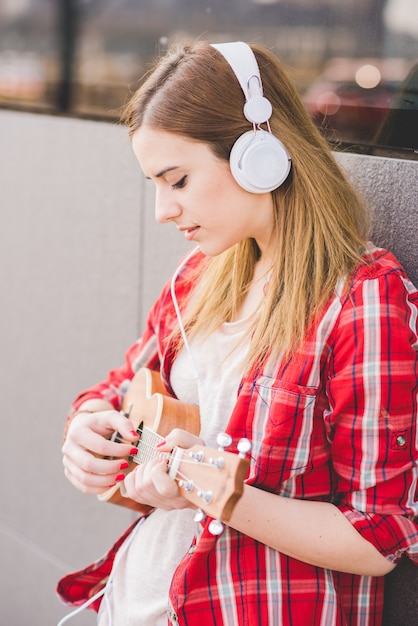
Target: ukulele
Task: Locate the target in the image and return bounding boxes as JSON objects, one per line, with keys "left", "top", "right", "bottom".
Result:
{"left": 98, "top": 367, "right": 251, "bottom": 534}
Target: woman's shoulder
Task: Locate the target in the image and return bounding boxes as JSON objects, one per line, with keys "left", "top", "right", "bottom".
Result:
{"left": 333, "top": 242, "right": 418, "bottom": 319}
{"left": 351, "top": 242, "right": 416, "bottom": 290}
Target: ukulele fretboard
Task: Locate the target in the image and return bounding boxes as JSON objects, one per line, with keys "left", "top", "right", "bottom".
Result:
{"left": 132, "top": 425, "right": 165, "bottom": 464}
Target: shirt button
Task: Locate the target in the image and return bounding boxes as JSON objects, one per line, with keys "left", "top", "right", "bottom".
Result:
{"left": 396, "top": 434, "right": 406, "bottom": 447}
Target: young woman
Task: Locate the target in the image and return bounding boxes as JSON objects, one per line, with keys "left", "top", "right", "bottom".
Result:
{"left": 59, "top": 41, "right": 418, "bottom": 626}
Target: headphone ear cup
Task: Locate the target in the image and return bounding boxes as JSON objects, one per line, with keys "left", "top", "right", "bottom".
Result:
{"left": 229, "top": 130, "right": 291, "bottom": 194}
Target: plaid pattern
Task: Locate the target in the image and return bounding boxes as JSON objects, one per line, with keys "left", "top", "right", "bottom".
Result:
{"left": 57, "top": 518, "right": 141, "bottom": 612}
{"left": 58, "top": 246, "right": 418, "bottom": 625}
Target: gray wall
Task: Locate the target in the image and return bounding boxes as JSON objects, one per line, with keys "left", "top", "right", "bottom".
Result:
{"left": 0, "top": 110, "right": 191, "bottom": 625}
{"left": 0, "top": 110, "right": 416, "bottom": 625}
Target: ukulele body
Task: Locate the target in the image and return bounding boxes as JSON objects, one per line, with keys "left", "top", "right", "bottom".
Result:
{"left": 98, "top": 367, "right": 200, "bottom": 513}
{"left": 98, "top": 368, "right": 250, "bottom": 525}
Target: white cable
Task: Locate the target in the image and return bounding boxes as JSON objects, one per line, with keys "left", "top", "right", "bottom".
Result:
{"left": 56, "top": 587, "right": 106, "bottom": 625}
{"left": 170, "top": 245, "right": 201, "bottom": 381}
{"left": 57, "top": 518, "right": 145, "bottom": 626}
{"left": 58, "top": 247, "right": 200, "bottom": 626}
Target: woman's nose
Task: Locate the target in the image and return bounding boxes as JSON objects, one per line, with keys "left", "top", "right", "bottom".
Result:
{"left": 154, "top": 189, "right": 182, "bottom": 224}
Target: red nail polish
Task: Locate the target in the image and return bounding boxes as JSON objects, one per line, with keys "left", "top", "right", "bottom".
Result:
{"left": 115, "top": 474, "right": 125, "bottom": 482}
{"left": 130, "top": 430, "right": 139, "bottom": 438}
{"left": 120, "top": 461, "right": 129, "bottom": 470}
{"left": 108, "top": 483, "right": 116, "bottom": 488}
{"left": 156, "top": 440, "right": 166, "bottom": 448}
{"left": 130, "top": 447, "right": 138, "bottom": 455}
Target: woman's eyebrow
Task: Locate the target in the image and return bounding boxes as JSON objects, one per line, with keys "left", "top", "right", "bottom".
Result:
{"left": 155, "top": 165, "right": 179, "bottom": 178}
{"left": 144, "top": 166, "right": 179, "bottom": 180}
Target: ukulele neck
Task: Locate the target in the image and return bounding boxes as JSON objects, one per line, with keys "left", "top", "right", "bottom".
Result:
{"left": 131, "top": 424, "right": 166, "bottom": 464}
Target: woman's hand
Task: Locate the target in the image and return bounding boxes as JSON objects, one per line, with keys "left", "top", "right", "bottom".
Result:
{"left": 121, "top": 428, "right": 205, "bottom": 510}
{"left": 62, "top": 406, "right": 140, "bottom": 495}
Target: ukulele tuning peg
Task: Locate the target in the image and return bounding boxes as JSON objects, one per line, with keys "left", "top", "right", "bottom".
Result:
{"left": 208, "top": 456, "right": 225, "bottom": 470}
{"left": 197, "top": 489, "right": 213, "bottom": 504}
{"left": 194, "top": 509, "right": 206, "bottom": 523}
{"left": 178, "top": 479, "right": 194, "bottom": 493}
{"left": 208, "top": 519, "right": 224, "bottom": 536}
{"left": 216, "top": 432, "right": 233, "bottom": 451}
{"left": 189, "top": 450, "right": 204, "bottom": 462}
{"left": 237, "top": 438, "right": 252, "bottom": 458}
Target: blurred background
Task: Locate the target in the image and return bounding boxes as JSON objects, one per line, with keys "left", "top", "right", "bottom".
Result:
{"left": 0, "top": 0, "right": 417, "bottom": 157}
{"left": 0, "top": 2, "right": 417, "bottom": 625}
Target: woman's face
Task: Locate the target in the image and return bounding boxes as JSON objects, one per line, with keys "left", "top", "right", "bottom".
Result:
{"left": 132, "top": 127, "right": 275, "bottom": 257}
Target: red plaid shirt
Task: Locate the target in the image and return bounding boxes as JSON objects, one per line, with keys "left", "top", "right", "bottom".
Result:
{"left": 58, "top": 245, "right": 418, "bottom": 625}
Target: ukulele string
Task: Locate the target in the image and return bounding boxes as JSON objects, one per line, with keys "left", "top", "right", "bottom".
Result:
{"left": 114, "top": 426, "right": 224, "bottom": 473}
{"left": 173, "top": 470, "right": 211, "bottom": 496}
{"left": 129, "top": 437, "right": 224, "bottom": 472}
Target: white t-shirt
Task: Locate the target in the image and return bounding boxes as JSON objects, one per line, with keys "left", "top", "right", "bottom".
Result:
{"left": 98, "top": 316, "right": 251, "bottom": 626}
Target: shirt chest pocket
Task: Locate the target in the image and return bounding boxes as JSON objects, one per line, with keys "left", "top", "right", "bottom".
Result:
{"left": 250, "top": 377, "right": 321, "bottom": 484}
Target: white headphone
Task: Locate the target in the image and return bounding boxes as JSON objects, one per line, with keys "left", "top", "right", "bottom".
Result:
{"left": 211, "top": 41, "right": 291, "bottom": 194}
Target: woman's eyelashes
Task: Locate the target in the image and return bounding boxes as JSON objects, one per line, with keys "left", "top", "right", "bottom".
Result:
{"left": 171, "top": 175, "right": 187, "bottom": 190}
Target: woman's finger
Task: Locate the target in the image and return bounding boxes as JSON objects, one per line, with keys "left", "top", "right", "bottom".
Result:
{"left": 63, "top": 461, "right": 118, "bottom": 494}
{"left": 157, "top": 428, "right": 205, "bottom": 452}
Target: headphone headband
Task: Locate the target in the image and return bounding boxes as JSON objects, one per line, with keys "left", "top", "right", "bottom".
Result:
{"left": 211, "top": 42, "right": 262, "bottom": 102}
{"left": 211, "top": 42, "right": 273, "bottom": 125}
{"left": 210, "top": 41, "right": 291, "bottom": 193}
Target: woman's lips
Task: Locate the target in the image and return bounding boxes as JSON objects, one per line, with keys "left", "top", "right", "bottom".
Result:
{"left": 182, "top": 225, "right": 200, "bottom": 241}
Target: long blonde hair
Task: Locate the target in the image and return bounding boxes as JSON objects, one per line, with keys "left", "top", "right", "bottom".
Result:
{"left": 122, "top": 41, "right": 369, "bottom": 364}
